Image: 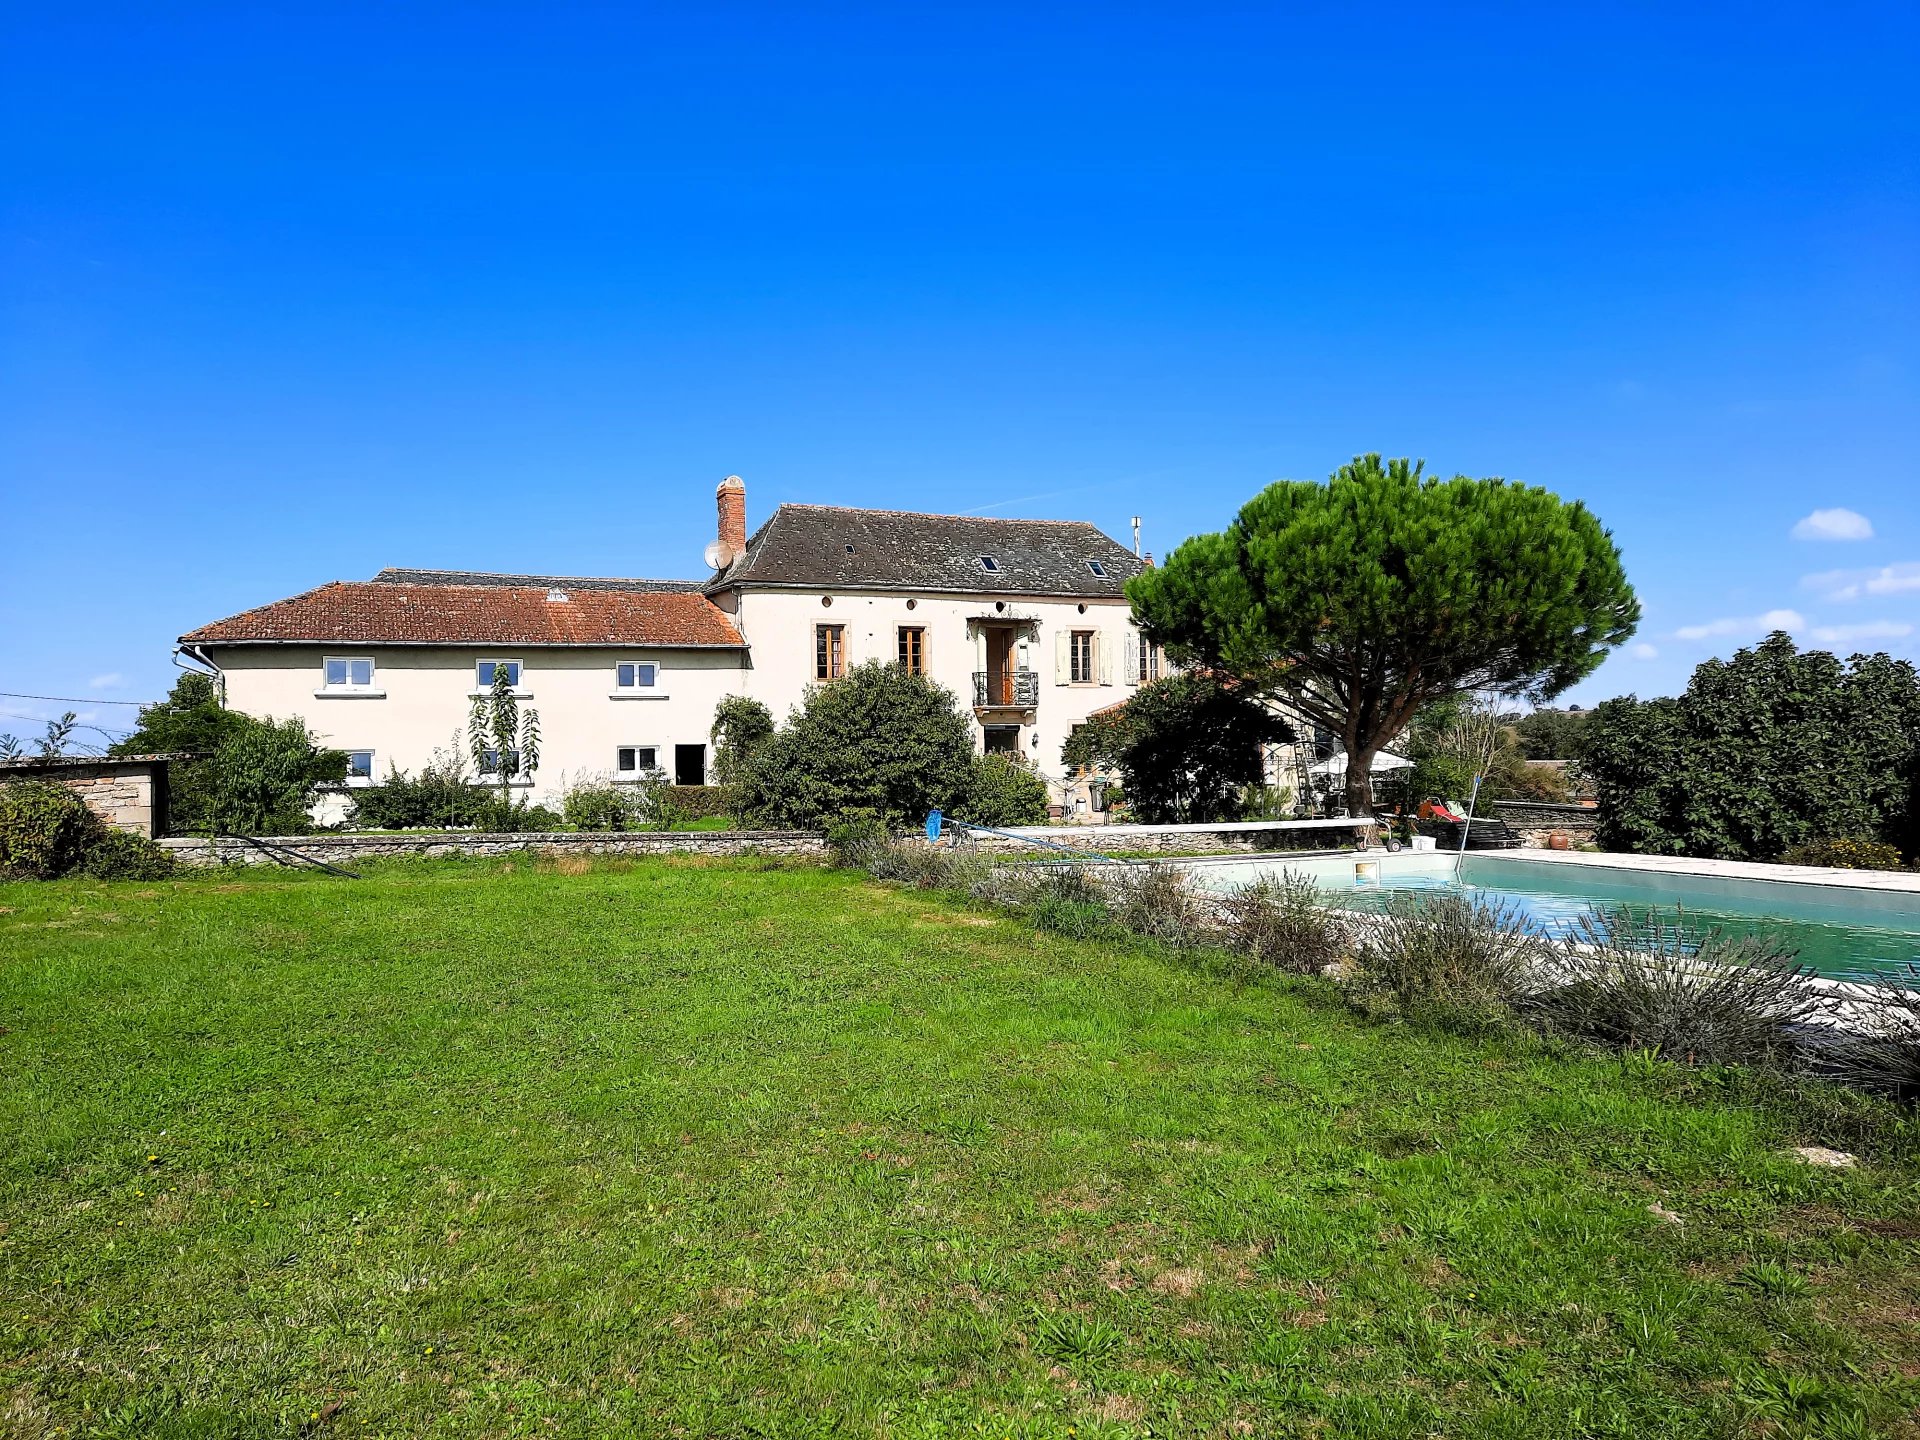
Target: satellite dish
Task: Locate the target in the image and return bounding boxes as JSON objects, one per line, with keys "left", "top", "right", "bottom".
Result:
{"left": 704, "top": 541, "right": 726, "bottom": 570}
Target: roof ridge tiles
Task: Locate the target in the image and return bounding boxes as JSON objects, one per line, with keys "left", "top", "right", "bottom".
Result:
{"left": 773, "top": 502, "right": 1100, "bottom": 526}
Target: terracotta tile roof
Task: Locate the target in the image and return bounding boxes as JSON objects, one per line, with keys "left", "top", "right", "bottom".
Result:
{"left": 182, "top": 581, "right": 744, "bottom": 648}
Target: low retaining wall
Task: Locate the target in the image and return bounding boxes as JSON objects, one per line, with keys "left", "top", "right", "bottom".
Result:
{"left": 159, "top": 831, "right": 827, "bottom": 867}
{"left": 968, "top": 818, "right": 1376, "bottom": 854}
{"left": 1490, "top": 801, "right": 1602, "bottom": 847}
{"left": 158, "top": 818, "right": 1375, "bottom": 869}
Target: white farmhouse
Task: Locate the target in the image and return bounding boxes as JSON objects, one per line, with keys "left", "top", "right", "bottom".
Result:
{"left": 180, "top": 477, "right": 1164, "bottom": 817}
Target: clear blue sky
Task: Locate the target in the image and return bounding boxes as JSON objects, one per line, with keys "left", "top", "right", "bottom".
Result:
{"left": 3, "top": 4, "right": 1916, "bottom": 746}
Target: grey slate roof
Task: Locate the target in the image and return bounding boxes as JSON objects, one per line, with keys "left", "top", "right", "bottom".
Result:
{"left": 710, "top": 505, "right": 1145, "bottom": 596}
{"left": 372, "top": 567, "right": 706, "bottom": 594}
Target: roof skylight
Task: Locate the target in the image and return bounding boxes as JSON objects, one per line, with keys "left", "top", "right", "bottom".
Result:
{"left": 1086, "top": 560, "right": 1107, "bottom": 577}
{"left": 977, "top": 556, "right": 999, "bottom": 572}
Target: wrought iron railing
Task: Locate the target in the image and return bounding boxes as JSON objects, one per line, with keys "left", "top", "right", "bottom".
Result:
{"left": 972, "top": 669, "right": 1039, "bottom": 707}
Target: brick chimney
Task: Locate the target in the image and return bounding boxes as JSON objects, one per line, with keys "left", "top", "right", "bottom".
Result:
{"left": 715, "top": 475, "right": 746, "bottom": 566}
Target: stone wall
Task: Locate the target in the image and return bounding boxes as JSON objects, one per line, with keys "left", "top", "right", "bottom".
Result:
{"left": 966, "top": 827, "right": 1371, "bottom": 855}
{"left": 157, "top": 819, "right": 1374, "bottom": 869}
{"left": 159, "top": 830, "right": 830, "bottom": 868}
{"left": 0, "top": 759, "right": 166, "bottom": 837}
{"left": 1490, "top": 800, "right": 1602, "bottom": 847}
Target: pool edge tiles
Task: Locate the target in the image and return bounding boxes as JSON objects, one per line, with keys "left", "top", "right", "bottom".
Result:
{"left": 1466, "top": 847, "right": 1920, "bottom": 896}
{"left": 1462, "top": 852, "right": 1920, "bottom": 926}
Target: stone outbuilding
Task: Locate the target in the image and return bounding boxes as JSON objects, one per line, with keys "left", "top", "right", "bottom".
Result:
{"left": 0, "top": 754, "right": 187, "bottom": 837}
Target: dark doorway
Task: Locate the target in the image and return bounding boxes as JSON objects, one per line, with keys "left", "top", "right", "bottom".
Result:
{"left": 983, "top": 726, "right": 1020, "bottom": 755}
{"left": 983, "top": 626, "right": 1018, "bottom": 706}
{"left": 674, "top": 743, "right": 706, "bottom": 786}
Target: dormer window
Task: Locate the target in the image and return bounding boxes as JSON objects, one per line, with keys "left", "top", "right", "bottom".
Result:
{"left": 1086, "top": 560, "right": 1108, "bottom": 577}
{"left": 978, "top": 556, "right": 1000, "bottom": 573}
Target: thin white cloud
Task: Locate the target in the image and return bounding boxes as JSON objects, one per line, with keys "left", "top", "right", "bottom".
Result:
{"left": 1791, "top": 507, "right": 1874, "bottom": 541}
{"left": 1628, "top": 642, "right": 1659, "bottom": 660}
{"left": 1808, "top": 621, "right": 1915, "bottom": 646}
{"left": 1674, "top": 609, "right": 1805, "bottom": 642}
{"left": 1801, "top": 561, "right": 1920, "bottom": 603}
{"left": 88, "top": 672, "right": 125, "bottom": 690}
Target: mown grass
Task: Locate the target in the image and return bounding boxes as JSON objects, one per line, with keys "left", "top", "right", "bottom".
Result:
{"left": 2, "top": 856, "right": 1917, "bottom": 1438}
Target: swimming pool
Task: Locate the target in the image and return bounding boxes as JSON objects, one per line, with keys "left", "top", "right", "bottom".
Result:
{"left": 1182, "top": 850, "right": 1920, "bottom": 981}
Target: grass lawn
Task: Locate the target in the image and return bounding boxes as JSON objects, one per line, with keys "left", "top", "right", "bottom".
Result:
{"left": 3, "top": 857, "right": 1917, "bottom": 1438}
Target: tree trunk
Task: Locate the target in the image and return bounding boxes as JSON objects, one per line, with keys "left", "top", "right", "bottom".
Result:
{"left": 1343, "top": 744, "right": 1378, "bottom": 818}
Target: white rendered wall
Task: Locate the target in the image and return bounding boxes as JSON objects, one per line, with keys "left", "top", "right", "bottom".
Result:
{"left": 207, "top": 643, "right": 748, "bottom": 807}
{"left": 727, "top": 586, "right": 1144, "bottom": 800}
{"left": 206, "top": 588, "right": 1147, "bottom": 816}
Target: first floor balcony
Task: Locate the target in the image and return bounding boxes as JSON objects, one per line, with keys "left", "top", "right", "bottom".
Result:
{"left": 973, "top": 668, "right": 1039, "bottom": 710}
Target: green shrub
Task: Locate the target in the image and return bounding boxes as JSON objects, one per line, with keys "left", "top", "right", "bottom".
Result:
{"left": 109, "top": 673, "right": 349, "bottom": 835}
{"left": 79, "top": 827, "right": 176, "bottom": 880}
{"left": 208, "top": 715, "right": 348, "bottom": 835}
{"left": 0, "top": 780, "right": 108, "bottom": 878}
{"left": 1779, "top": 837, "right": 1908, "bottom": 871}
{"left": 1346, "top": 893, "right": 1543, "bottom": 1033}
{"left": 1027, "top": 864, "right": 1114, "bottom": 939}
{"left": 742, "top": 662, "right": 977, "bottom": 830}
{"left": 474, "top": 797, "right": 562, "bottom": 833}
{"left": 659, "top": 785, "right": 739, "bottom": 821}
{"left": 0, "top": 780, "right": 173, "bottom": 880}
{"left": 1105, "top": 863, "right": 1211, "bottom": 946}
{"left": 955, "top": 754, "right": 1050, "bottom": 827}
{"left": 826, "top": 810, "right": 890, "bottom": 868}
{"left": 866, "top": 840, "right": 990, "bottom": 892}
{"left": 1583, "top": 634, "right": 1920, "bottom": 861}
{"left": 710, "top": 696, "right": 776, "bottom": 785}
{"left": 1827, "top": 964, "right": 1920, "bottom": 1101}
{"left": 108, "top": 672, "right": 248, "bottom": 832}
{"left": 562, "top": 780, "right": 644, "bottom": 832}
{"left": 1530, "top": 909, "right": 1821, "bottom": 1068}
{"left": 1505, "top": 761, "right": 1573, "bottom": 804}
{"left": 1218, "top": 871, "right": 1354, "bottom": 975}
{"left": 347, "top": 762, "right": 490, "bottom": 830}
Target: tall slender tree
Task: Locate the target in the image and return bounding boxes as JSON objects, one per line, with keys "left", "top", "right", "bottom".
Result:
{"left": 1128, "top": 455, "right": 1639, "bottom": 816}
{"left": 468, "top": 666, "right": 541, "bottom": 812}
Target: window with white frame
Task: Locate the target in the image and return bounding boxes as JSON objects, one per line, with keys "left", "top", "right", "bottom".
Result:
{"left": 323, "top": 657, "right": 375, "bottom": 689}
{"left": 475, "top": 659, "right": 523, "bottom": 690}
{"left": 1137, "top": 634, "right": 1163, "bottom": 684}
{"left": 616, "top": 745, "right": 660, "bottom": 775}
{"left": 477, "top": 748, "right": 525, "bottom": 777}
{"left": 1069, "top": 630, "right": 1096, "bottom": 685}
{"left": 344, "top": 749, "right": 375, "bottom": 781}
{"left": 615, "top": 661, "right": 659, "bottom": 690}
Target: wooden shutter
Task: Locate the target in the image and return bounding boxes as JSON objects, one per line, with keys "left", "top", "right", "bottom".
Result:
{"left": 1098, "top": 634, "right": 1116, "bottom": 685}
{"left": 1054, "top": 631, "right": 1071, "bottom": 684}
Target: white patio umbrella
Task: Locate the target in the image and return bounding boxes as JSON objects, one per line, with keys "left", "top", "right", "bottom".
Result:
{"left": 1306, "top": 749, "right": 1412, "bottom": 776}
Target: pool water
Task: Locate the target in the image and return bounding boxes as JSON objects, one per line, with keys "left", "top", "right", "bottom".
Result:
{"left": 1185, "top": 851, "right": 1920, "bottom": 981}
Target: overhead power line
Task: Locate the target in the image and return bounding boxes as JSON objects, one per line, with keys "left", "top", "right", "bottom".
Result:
{"left": 0, "top": 711, "right": 134, "bottom": 735}
{"left": 0, "top": 691, "right": 156, "bottom": 706}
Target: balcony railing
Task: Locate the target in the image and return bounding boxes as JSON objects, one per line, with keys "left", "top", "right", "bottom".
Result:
{"left": 973, "top": 669, "right": 1039, "bottom": 708}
